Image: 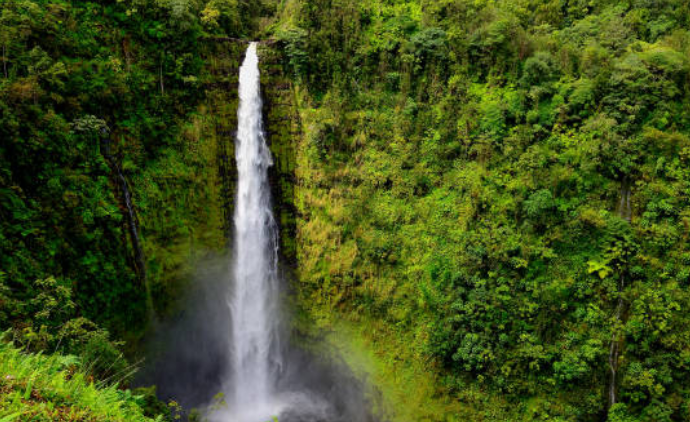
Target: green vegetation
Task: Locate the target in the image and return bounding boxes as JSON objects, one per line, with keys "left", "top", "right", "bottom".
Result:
{"left": 2, "top": 0, "right": 690, "bottom": 420}
{"left": 0, "top": 0, "right": 273, "bottom": 418}
{"left": 0, "top": 338, "right": 157, "bottom": 422}
{"left": 0, "top": 0, "right": 278, "bottom": 350}
{"left": 274, "top": 0, "right": 690, "bottom": 420}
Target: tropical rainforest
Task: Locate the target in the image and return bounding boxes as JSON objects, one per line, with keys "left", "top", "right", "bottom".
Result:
{"left": 1, "top": 0, "right": 690, "bottom": 421}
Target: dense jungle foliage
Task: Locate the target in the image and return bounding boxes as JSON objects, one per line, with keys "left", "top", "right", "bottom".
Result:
{"left": 276, "top": 0, "right": 690, "bottom": 420}
{"left": 0, "top": 0, "right": 273, "bottom": 419}
{"left": 2, "top": 0, "right": 690, "bottom": 421}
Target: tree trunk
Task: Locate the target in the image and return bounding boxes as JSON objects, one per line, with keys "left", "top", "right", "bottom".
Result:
{"left": 2, "top": 45, "right": 7, "bottom": 79}
{"left": 159, "top": 62, "right": 165, "bottom": 95}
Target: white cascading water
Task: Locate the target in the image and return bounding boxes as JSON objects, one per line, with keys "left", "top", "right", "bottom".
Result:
{"left": 222, "top": 42, "right": 282, "bottom": 421}
{"left": 211, "top": 42, "right": 334, "bottom": 422}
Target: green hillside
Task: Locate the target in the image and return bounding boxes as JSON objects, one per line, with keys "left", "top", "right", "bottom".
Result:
{"left": 276, "top": 0, "right": 690, "bottom": 420}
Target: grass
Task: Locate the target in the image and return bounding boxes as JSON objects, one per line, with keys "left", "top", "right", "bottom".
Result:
{"left": 312, "top": 313, "right": 520, "bottom": 421}
{"left": 0, "top": 339, "right": 158, "bottom": 422}
{"left": 310, "top": 315, "right": 465, "bottom": 422}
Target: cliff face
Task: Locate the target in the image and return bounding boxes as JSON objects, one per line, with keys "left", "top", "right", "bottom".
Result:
{"left": 198, "top": 41, "right": 298, "bottom": 263}
{"left": 258, "top": 44, "right": 299, "bottom": 266}
{"left": 136, "top": 40, "right": 299, "bottom": 315}
{"left": 199, "top": 39, "right": 243, "bottom": 240}
{"left": 133, "top": 41, "right": 244, "bottom": 315}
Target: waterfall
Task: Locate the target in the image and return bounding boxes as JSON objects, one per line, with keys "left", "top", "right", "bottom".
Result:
{"left": 132, "top": 41, "right": 374, "bottom": 422}
{"left": 206, "top": 42, "right": 357, "bottom": 422}
{"left": 225, "top": 42, "right": 282, "bottom": 421}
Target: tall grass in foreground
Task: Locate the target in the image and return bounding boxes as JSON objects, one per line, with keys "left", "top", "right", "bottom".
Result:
{"left": 0, "top": 339, "right": 159, "bottom": 422}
